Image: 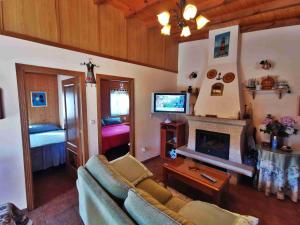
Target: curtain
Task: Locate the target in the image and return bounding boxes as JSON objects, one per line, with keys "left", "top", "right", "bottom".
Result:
{"left": 110, "top": 90, "right": 129, "bottom": 116}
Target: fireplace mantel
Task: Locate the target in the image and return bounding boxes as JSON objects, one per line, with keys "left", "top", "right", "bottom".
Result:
{"left": 186, "top": 115, "right": 249, "bottom": 127}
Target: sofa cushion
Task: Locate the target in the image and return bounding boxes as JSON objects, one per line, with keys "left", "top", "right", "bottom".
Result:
{"left": 110, "top": 153, "right": 153, "bottom": 185}
{"left": 165, "top": 196, "right": 187, "bottom": 212}
{"left": 178, "top": 201, "right": 259, "bottom": 225}
{"left": 124, "top": 188, "right": 194, "bottom": 225}
{"left": 85, "top": 155, "right": 133, "bottom": 200}
{"left": 136, "top": 178, "right": 172, "bottom": 204}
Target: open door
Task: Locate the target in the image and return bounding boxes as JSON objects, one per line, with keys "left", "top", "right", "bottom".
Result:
{"left": 63, "top": 78, "right": 81, "bottom": 176}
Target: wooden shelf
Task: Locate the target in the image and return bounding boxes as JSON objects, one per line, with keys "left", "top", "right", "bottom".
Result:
{"left": 160, "top": 122, "right": 186, "bottom": 160}
{"left": 246, "top": 88, "right": 290, "bottom": 99}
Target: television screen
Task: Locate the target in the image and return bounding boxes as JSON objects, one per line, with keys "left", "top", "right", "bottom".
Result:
{"left": 152, "top": 93, "right": 189, "bottom": 114}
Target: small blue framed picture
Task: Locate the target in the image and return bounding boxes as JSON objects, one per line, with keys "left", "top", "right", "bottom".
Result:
{"left": 31, "top": 91, "right": 47, "bottom": 107}
{"left": 214, "top": 31, "right": 230, "bottom": 58}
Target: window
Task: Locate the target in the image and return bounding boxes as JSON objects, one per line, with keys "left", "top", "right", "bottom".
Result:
{"left": 110, "top": 90, "right": 129, "bottom": 116}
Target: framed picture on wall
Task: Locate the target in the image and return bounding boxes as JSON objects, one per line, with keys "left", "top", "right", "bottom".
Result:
{"left": 214, "top": 31, "right": 230, "bottom": 58}
{"left": 31, "top": 91, "right": 47, "bottom": 107}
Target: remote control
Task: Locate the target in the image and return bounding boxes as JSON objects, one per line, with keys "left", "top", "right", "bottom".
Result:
{"left": 200, "top": 173, "right": 217, "bottom": 183}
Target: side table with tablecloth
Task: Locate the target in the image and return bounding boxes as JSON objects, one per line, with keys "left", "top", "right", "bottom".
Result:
{"left": 257, "top": 145, "right": 300, "bottom": 202}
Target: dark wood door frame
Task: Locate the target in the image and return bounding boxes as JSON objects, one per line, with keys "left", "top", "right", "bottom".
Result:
{"left": 96, "top": 74, "right": 135, "bottom": 156}
{"left": 16, "top": 64, "right": 89, "bottom": 210}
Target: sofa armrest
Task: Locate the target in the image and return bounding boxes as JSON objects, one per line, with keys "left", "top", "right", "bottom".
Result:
{"left": 77, "top": 167, "right": 136, "bottom": 225}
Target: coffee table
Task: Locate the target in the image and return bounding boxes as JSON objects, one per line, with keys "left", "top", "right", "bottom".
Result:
{"left": 162, "top": 157, "right": 231, "bottom": 205}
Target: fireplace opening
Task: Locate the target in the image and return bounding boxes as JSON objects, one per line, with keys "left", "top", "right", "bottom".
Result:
{"left": 196, "top": 129, "right": 230, "bottom": 160}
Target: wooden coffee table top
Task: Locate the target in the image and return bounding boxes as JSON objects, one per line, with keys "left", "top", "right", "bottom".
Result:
{"left": 163, "top": 157, "right": 231, "bottom": 192}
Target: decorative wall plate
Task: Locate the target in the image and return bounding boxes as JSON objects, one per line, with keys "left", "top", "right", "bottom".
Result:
{"left": 207, "top": 69, "right": 217, "bottom": 79}
{"left": 223, "top": 72, "right": 235, "bottom": 83}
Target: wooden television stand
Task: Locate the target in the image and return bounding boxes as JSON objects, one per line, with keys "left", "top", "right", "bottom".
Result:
{"left": 160, "top": 121, "right": 186, "bottom": 159}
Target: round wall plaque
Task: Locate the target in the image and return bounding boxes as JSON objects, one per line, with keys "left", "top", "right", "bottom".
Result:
{"left": 207, "top": 69, "right": 217, "bottom": 79}
{"left": 223, "top": 72, "right": 235, "bottom": 83}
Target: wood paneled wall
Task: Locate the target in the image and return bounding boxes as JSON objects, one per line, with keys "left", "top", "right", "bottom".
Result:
{"left": 25, "top": 74, "right": 59, "bottom": 125}
{"left": 0, "top": 0, "right": 178, "bottom": 72}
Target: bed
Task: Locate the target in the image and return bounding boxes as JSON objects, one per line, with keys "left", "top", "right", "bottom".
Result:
{"left": 29, "top": 124, "right": 66, "bottom": 172}
{"left": 101, "top": 123, "right": 130, "bottom": 154}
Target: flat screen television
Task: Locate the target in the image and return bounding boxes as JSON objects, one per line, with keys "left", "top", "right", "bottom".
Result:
{"left": 151, "top": 92, "right": 189, "bottom": 114}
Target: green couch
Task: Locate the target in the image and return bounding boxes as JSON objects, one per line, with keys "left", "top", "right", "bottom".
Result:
{"left": 77, "top": 154, "right": 259, "bottom": 225}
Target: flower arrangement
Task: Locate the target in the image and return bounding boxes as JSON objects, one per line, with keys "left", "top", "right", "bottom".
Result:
{"left": 260, "top": 114, "right": 298, "bottom": 137}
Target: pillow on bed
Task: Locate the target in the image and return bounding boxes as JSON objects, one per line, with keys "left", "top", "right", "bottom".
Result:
{"left": 103, "top": 117, "right": 122, "bottom": 126}
{"left": 29, "top": 123, "right": 61, "bottom": 134}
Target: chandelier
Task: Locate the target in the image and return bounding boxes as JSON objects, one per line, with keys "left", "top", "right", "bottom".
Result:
{"left": 157, "top": 0, "right": 210, "bottom": 37}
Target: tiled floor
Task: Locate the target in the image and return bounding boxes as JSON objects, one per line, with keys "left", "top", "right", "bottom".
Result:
{"left": 27, "top": 156, "right": 300, "bottom": 225}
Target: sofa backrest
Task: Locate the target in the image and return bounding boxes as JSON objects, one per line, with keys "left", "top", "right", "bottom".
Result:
{"left": 124, "top": 188, "right": 195, "bottom": 225}
{"left": 85, "top": 155, "right": 134, "bottom": 200}
{"left": 77, "top": 166, "right": 136, "bottom": 225}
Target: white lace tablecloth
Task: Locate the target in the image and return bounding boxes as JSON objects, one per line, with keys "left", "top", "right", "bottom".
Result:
{"left": 257, "top": 145, "right": 300, "bottom": 202}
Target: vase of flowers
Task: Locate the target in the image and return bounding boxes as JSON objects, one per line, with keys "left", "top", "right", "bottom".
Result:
{"left": 260, "top": 114, "right": 298, "bottom": 148}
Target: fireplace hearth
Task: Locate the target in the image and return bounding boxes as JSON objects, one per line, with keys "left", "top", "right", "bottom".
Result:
{"left": 196, "top": 129, "right": 230, "bottom": 160}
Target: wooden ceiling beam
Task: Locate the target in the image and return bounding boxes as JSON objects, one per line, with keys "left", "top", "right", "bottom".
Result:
{"left": 126, "top": 0, "right": 164, "bottom": 19}
{"left": 178, "top": 17, "right": 300, "bottom": 42}
{"left": 94, "top": 0, "right": 106, "bottom": 4}
{"left": 172, "top": 0, "right": 300, "bottom": 36}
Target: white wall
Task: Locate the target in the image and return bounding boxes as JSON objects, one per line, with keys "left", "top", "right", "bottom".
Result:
{"left": 0, "top": 35, "right": 177, "bottom": 208}
{"left": 178, "top": 25, "right": 300, "bottom": 148}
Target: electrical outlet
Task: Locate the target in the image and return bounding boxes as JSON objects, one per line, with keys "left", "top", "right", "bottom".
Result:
{"left": 90, "top": 120, "right": 96, "bottom": 125}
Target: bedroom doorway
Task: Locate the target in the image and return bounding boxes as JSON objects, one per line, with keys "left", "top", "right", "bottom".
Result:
{"left": 96, "top": 74, "right": 135, "bottom": 161}
{"left": 16, "top": 64, "right": 88, "bottom": 210}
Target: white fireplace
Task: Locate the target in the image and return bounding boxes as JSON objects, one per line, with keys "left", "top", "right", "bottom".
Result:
{"left": 186, "top": 116, "right": 248, "bottom": 164}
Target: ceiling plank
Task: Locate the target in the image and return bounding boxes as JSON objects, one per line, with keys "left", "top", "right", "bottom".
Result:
{"left": 126, "top": 0, "right": 163, "bottom": 19}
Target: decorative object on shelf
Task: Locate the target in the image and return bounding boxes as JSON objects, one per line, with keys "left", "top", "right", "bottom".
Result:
{"left": 188, "top": 72, "right": 198, "bottom": 79}
{"left": 169, "top": 149, "right": 177, "bottom": 159}
{"left": 211, "top": 83, "right": 224, "bottom": 96}
{"left": 0, "top": 88, "right": 3, "bottom": 119}
{"left": 259, "top": 60, "right": 272, "bottom": 70}
{"left": 246, "top": 78, "right": 256, "bottom": 90}
{"left": 31, "top": 91, "right": 47, "bottom": 107}
{"left": 81, "top": 58, "right": 99, "bottom": 85}
{"left": 157, "top": 0, "right": 209, "bottom": 37}
{"left": 255, "top": 79, "right": 261, "bottom": 91}
{"left": 207, "top": 69, "right": 217, "bottom": 79}
{"left": 246, "top": 76, "right": 291, "bottom": 99}
{"left": 261, "top": 76, "right": 275, "bottom": 90}
{"left": 260, "top": 114, "right": 298, "bottom": 149}
{"left": 214, "top": 31, "right": 230, "bottom": 58}
{"left": 222, "top": 72, "right": 235, "bottom": 83}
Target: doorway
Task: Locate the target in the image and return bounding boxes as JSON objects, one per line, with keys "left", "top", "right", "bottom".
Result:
{"left": 96, "top": 74, "right": 135, "bottom": 161}
{"left": 16, "top": 64, "right": 88, "bottom": 210}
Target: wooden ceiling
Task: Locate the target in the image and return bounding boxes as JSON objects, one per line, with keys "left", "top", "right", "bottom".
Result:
{"left": 95, "top": 0, "right": 300, "bottom": 42}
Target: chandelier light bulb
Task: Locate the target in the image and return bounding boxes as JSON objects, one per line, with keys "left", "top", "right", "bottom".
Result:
{"left": 161, "top": 24, "right": 171, "bottom": 35}
{"left": 157, "top": 11, "right": 171, "bottom": 26}
{"left": 196, "top": 15, "right": 210, "bottom": 30}
{"left": 183, "top": 4, "right": 197, "bottom": 20}
{"left": 181, "top": 26, "right": 191, "bottom": 37}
